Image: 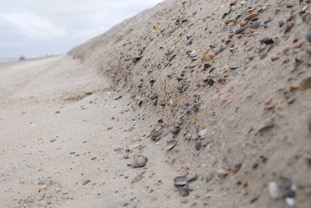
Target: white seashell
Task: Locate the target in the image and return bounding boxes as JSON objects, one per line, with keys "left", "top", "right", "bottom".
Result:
{"left": 268, "top": 181, "right": 279, "bottom": 199}
{"left": 285, "top": 197, "right": 296, "bottom": 207}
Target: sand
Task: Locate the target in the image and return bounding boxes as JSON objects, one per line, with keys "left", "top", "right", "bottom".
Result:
{"left": 0, "top": 56, "right": 185, "bottom": 207}
{"left": 1, "top": 0, "right": 311, "bottom": 207}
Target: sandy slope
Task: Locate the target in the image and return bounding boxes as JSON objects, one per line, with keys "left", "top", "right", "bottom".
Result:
{"left": 0, "top": 56, "right": 184, "bottom": 208}
{"left": 69, "top": 0, "right": 311, "bottom": 207}
{"left": 1, "top": 0, "right": 311, "bottom": 207}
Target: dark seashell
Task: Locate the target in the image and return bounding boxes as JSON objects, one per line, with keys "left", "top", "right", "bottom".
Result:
{"left": 174, "top": 176, "right": 188, "bottom": 187}
{"left": 176, "top": 185, "right": 193, "bottom": 197}
{"left": 235, "top": 27, "right": 245, "bottom": 34}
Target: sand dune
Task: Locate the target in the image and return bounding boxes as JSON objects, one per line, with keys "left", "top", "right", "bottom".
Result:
{"left": 1, "top": 0, "right": 311, "bottom": 207}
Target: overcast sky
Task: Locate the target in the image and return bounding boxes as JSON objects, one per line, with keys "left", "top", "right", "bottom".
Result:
{"left": 0, "top": 0, "right": 164, "bottom": 59}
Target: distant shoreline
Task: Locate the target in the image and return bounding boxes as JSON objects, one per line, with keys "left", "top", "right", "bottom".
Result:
{"left": 0, "top": 54, "right": 62, "bottom": 63}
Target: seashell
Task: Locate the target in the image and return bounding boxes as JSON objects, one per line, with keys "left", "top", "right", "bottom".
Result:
{"left": 217, "top": 168, "right": 230, "bottom": 178}
{"left": 176, "top": 185, "right": 192, "bottom": 197}
{"left": 174, "top": 176, "right": 188, "bottom": 187}
{"left": 165, "top": 140, "right": 177, "bottom": 151}
{"left": 203, "top": 51, "right": 215, "bottom": 61}
{"left": 268, "top": 181, "right": 279, "bottom": 199}
{"left": 150, "top": 125, "right": 163, "bottom": 141}
{"left": 285, "top": 197, "right": 296, "bottom": 207}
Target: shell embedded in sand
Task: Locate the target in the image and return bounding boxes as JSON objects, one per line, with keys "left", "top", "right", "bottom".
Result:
{"left": 132, "top": 155, "right": 148, "bottom": 168}
{"left": 268, "top": 181, "right": 279, "bottom": 199}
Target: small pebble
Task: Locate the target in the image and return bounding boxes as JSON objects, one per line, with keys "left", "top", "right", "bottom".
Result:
{"left": 308, "top": 116, "right": 311, "bottom": 132}
{"left": 123, "top": 154, "right": 130, "bottom": 159}
{"left": 278, "top": 21, "right": 284, "bottom": 27}
{"left": 170, "top": 125, "right": 180, "bottom": 134}
{"left": 195, "top": 142, "right": 202, "bottom": 151}
{"left": 191, "top": 132, "right": 199, "bottom": 140}
{"left": 49, "top": 139, "right": 56, "bottom": 143}
{"left": 250, "top": 195, "right": 261, "bottom": 203}
{"left": 235, "top": 27, "right": 245, "bottom": 34}
{"left": 82, "top": 179, "right": 91, "bottom": 185}
{"left": 205, "top": 173, "right": 214, "bottom": 183}
{"left": 131, "top": 136, "right": 140, "bottom": 143}
{"left": 131, "top": 155, "right": 148, "bottom": 168}
{"left": 131, "top": 175, "right": 144, "bottom": 183}
{"left": 306, "top": 29, "right": 311, "bottom": 43}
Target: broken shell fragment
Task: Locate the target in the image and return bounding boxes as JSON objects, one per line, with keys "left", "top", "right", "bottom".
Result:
{"left": 223, "top": 65, "right": 231, "bottom": 73}
{"left": 198, "top": 129, "right": 207, "bottom": 138}
{"left": 220, "top": 93, "right": 231, "bottom": 101}
{"left": 257, "top": 118, "right": 276, "bottom": 133}
{"left": 165, "top": 140, "right": 177, "bottom": 151}
{"left": 203, "top": 51, "right": 215, "bottom": 61}
{"left": 217, "top": 168, "right": 230, "bottom": 178}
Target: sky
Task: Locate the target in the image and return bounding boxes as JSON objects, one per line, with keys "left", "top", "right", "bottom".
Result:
{"left": 0, "top": 0, "right": 164, "bottom": 59}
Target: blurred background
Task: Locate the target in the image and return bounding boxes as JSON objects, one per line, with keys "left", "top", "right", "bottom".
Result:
{"left": 0, "top": 0, "right": 164, "bottom": 60}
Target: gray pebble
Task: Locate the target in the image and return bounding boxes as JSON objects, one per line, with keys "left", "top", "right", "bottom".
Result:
{"left": 278, "top": 20, "right": 284, "bottom": 28}
{"left": 306, "top": 29, "right": 311, "bottom": 43}
{"left": 131, "top": 155, "right": 148, "bottom": 168}
{"left": 195, "top": 142, "right": 202, "bottom": 151}
{"left": 191, "top": 132, "right": 199, "bottom": 140}
{"left": 123, "top": 154, "right": 130, "bottom": 159}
